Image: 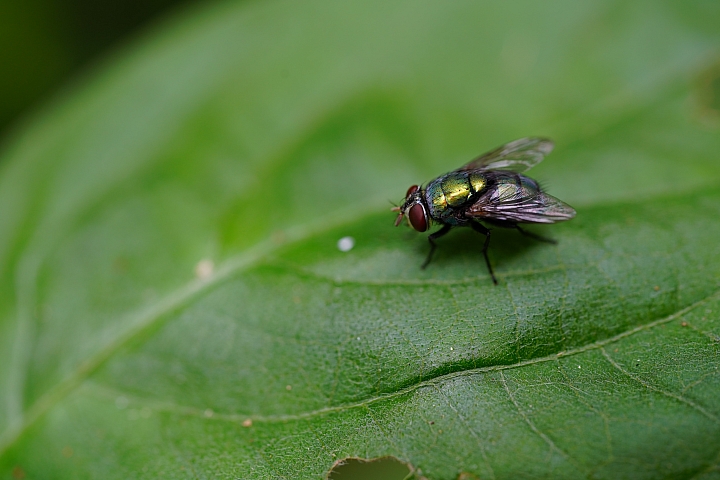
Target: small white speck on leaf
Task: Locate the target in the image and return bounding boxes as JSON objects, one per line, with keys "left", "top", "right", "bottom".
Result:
{"left": 337, "top": 236, "right": 355, "bottom": 252}
{"left": 242, "top": 419, "right": 252, "bottom": 427}
{"left": 286, "top": 385, "right": 292, "bottom": 391}
{"left": 204, "top": 408, "right": 214, "bottom": 418}
{"left": 195, "top": 259, "right": 214, "bottom": 280}
{"left": 578, "top": 365, "right": 581, "bottom": 369}
{"left": 450, "top": 347, "right": 454, "bottom": 351}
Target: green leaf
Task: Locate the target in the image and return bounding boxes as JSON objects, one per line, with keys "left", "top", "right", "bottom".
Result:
{"left": 2, "top": 1, "right": 720, "bottom": 478}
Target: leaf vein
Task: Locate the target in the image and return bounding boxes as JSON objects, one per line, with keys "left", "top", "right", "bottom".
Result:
{"left": 432, "top": 384, "right": 496, "bottom": 480}
{"left": 600, "top": 347, "right": 720, "bottom": 425}
{"left": 499, "top": 371, "right": 576, "bottom": 466}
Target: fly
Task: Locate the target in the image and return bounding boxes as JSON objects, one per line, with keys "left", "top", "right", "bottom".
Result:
{"left": 392, "top": 137, "right": 576, "bottom": 284}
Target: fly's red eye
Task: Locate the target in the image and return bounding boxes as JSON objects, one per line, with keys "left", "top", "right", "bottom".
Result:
{"left": 408, "top": 204, "right": 428, "bottom": 232}
{"left": 406, "top": 185, "right": 419, "bottom": 198}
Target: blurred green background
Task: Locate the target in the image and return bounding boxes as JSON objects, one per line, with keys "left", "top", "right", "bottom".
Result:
{"left": 0, "top": 0, "right": 190, "bottom": 140}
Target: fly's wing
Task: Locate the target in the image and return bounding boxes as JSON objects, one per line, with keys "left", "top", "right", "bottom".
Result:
{"left": 467, "top": 178, "right": 576, "bottom": 224}
{"left": 457, "top": 137, "right": 554, "bottom": 173}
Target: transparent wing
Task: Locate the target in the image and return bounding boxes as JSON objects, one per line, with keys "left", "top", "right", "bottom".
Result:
{"left": 467, "top": 178, "right": 576, "bottom": 224}
{"left": 457, "top": 137, "right": 554, "bottom": 173}
{"left": 473, "top": 192, "right": 576, "bottom": 224}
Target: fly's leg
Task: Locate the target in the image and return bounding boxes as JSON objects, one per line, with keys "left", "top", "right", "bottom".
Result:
{"left": 515, "top": 225, "right": 556, "bottom": 244}
{"left": 470, "top": 222, "right": 497, "bottom": 285}
{"left": 421, "top": 224, "right": 452, "bottom": 269}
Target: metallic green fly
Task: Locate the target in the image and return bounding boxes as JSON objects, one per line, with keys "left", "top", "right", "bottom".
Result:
{"left": 392, "top": 137, "right": 576, "bottom": 284}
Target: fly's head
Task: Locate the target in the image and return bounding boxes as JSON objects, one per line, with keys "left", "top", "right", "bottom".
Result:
{"left": 391, "top": 185, "right": 430, "bottom": 232}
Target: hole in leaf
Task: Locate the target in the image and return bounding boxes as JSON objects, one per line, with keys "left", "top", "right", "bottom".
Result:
{"left": 327, "top": 456, "right": 414, "bottom": 480}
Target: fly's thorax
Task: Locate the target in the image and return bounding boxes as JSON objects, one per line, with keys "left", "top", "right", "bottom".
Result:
{"left": 442, "top": 174, "right": 472, "bottom": 207}
{"left": 425, "top": 171, "right": 488, "bottom": 218}
{"left": 425, "top": 180, "right": 446, "bottom": 219}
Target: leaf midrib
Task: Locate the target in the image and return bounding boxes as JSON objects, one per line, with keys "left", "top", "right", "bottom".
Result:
{"left": 52, "top": 288, "right": 720, "bottom": 427}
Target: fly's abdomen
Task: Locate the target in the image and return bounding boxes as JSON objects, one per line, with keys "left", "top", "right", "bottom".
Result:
{"left": 468, "top": 171, "right": 488, "bottom": 195}
{"left": 489, "top": 173, "right": 540, "bottom": 202}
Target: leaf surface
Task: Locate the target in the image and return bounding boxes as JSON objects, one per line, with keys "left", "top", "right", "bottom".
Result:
{"left": 1, "top": 1, "right": 720, "bottom": 478}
